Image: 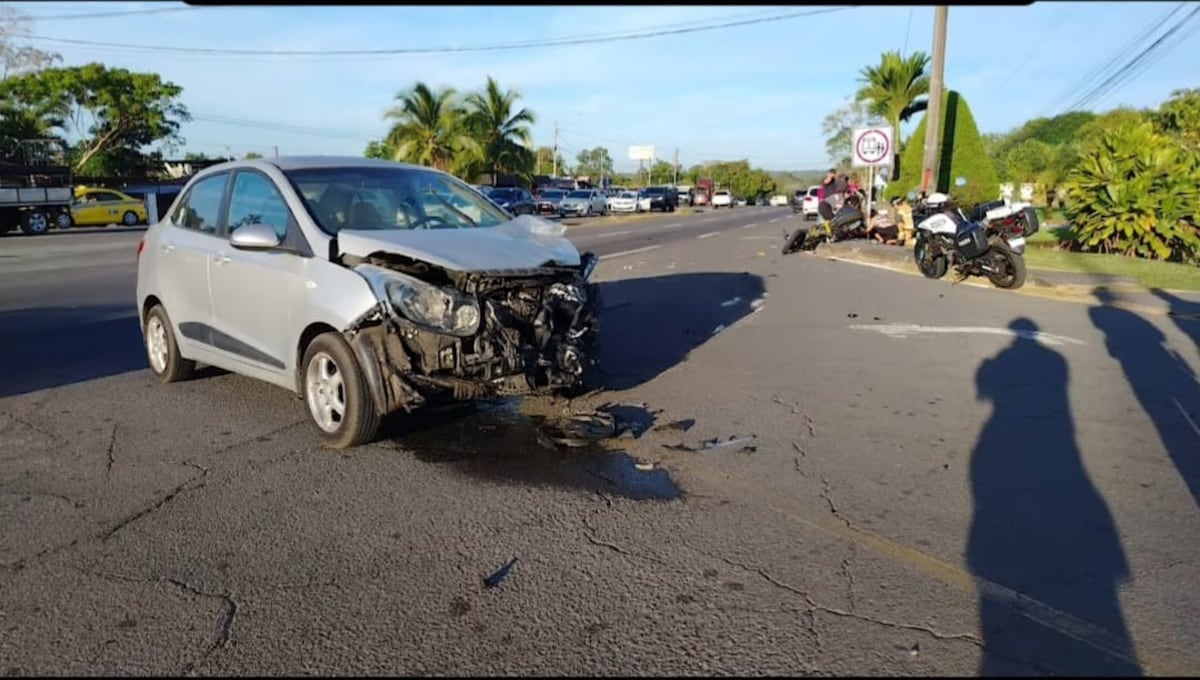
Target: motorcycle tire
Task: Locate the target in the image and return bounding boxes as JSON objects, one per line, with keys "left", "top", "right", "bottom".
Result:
{"left": 913, "top": 234, "right": 948, "bottom": 280}
{"left": 985, "top": 242, "right": 1027, "bottom": 290}
{"left": 782, "top": 228, "right": 809, "bottom": 255}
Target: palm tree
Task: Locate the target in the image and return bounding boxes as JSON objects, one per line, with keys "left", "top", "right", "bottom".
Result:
{"left": 463, "top": 76, "right": 536, "bottom": 185}
{"left": 382, "top": 82, "right": 477, "bottom": 172}
{"left": 854, "top": 50, "right": 932, "bottom": 170}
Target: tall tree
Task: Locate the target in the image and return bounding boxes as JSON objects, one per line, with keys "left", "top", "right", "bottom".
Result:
{"left": 1153, "top": 88, "right": 1200, "bottom": 152}
{"left": 0, "top": 63, "right": 190, "bottom": 174}
{"left": 534, "top": 145, "right": 564, "bottom": 175}
{"left": 854, "top": 50, "right": 932, "bottom": 171}
{"left": 821, "top": 98, "right": 875, "bottom": 169}
{"left": 382, "top": 82, "right": 476, "bottom": 172}
{"left": 575, "top": 147, "right": 614, "bottom": 180}
{"left": 463, "top": 76, "right": 536, "bottom": 184}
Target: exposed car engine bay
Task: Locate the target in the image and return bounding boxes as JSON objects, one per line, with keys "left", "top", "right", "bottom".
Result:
{"left": 342, "top": 250, "right": 601, "bottom": 416}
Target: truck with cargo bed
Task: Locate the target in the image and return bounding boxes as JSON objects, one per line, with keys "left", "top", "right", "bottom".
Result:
{"left": 0, "top": 138, "right": 74, "bottom": 236}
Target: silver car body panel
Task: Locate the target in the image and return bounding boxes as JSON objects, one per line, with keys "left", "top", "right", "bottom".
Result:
{"left": 337, "top": 214, "right": 581, "bottom": 272}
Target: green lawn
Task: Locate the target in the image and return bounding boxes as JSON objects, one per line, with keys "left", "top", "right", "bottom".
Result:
{"left": 1014, "top": 220, "right": 1200, "bottom": 291}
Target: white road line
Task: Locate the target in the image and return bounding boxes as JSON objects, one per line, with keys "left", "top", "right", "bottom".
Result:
{"left": 661, "top": 222, "right": 681, "bottom": 228}
{"left": 697, "top": 231, "right": 721, "bottom": 239}
{"left": 849, "top": 323, "right": 1087, "bottom": 347}
{"left": 740, "top": 223, "right": 759, "bottom": 230}
{"left": 596, "top": 230, "right": 632, "bottom": 237}
{"left": 602, "top": 245, "right": 660, "bottom": 259}
{"left": 768, "top": 218, "right": 780, "bottom": 223}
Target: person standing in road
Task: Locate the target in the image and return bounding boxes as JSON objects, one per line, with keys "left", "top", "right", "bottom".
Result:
{"left": 817, "top": 169, "right": 838, "bottom": 221}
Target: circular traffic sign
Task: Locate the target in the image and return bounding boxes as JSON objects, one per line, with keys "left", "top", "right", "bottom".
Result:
{"left": 855, "top": 129, "right": 891, "bottom": 164}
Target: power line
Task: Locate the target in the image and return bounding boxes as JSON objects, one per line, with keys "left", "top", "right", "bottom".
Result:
{"left": 1064, "top": 4, "right": 1200, "bottom": 113}
{"left": 16, "top": 6, "right": 857, "bottom": 57}
{"left": 23, "top": 6, "right": 198, "bottom": 21}
{"left": 190, "top": 112, "right": 377, "bottom": 143}
{"left": 1041, "top": 3, "right": 1185, "bottom": 117}
{"left": 901, "top": 7, "right": 914, "bottom": 57}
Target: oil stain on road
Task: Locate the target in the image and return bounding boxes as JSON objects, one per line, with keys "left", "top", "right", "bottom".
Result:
{"left": 387, "top": 399, "right": 681, "bottom": 501}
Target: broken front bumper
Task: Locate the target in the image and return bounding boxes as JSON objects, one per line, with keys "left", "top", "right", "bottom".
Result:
{"left": 348, "top": 266, "right": 601, "bottom": 416}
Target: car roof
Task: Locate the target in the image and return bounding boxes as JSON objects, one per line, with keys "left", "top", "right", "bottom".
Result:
{"left": 195, "top": 155, "right": 432, "bottom": 176}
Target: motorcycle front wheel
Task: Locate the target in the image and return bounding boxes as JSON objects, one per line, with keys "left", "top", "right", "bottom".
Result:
{"left": 913, "top": 234, "right": 948, "bottom": 280}
{"left": 985, "top": 242, "right": 1027, "bottom": 289}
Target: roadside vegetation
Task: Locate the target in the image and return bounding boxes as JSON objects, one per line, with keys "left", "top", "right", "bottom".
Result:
{"left": 823, "top": 46, "right": 1200, "bottom": 285}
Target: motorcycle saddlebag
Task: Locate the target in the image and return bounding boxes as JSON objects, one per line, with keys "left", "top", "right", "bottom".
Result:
{"left": 956, "top": 224, "right": 991, "bottom": 259}
{"left": 1019, "top": 206, "right": 1040, "bottom": 237}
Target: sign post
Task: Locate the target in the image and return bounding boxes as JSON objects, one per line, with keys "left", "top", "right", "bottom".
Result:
{"left": 851, "top": 126, "right": 893, "bottom": 233}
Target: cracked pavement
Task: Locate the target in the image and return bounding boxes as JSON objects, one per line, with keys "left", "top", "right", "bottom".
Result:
{"left": 2, "top": 208, "right": 1199, "bottom": 675}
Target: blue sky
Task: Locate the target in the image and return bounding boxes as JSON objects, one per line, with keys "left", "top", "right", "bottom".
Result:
{"left": 10, "top": 2, "right": 1198, "bottom": 172}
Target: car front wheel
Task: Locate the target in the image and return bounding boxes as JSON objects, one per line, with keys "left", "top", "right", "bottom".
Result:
{"left": 302, "top": 332, "right": 381, "bottom": 449}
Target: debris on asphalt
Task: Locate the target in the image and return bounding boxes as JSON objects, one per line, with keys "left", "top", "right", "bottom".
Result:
{"left": 664, "top": 434, "right": 758, "bottom": 454}
{"left": 653, "top": 418, "right": 696, "bottom": 433}
{"left": 634, "top": 462, "right": 655, "bottom": 472}
{"left": 847, "top": 313, "right": 859, "bottom": 318}
{"left": 721, "top": 296, "right": 742, "bottom": 307}
{"left": 483, "top": 557, "right": 518, "bottom": 589}
{"left": 909, "top": 642, "right": 921, "bottom": 657}
{"left": 537, "top": 412, "right": 621, "bottom": 449}
{"left": 873, "top": 316, "right": 882, "bottom": 321}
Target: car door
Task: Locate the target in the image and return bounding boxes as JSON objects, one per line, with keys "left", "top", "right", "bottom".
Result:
{"left": 91, "top": 191, "right": 129, "bottom": 224}
{"left": 156, "top": 172, "right": 231, "bottom": 355}
{"left": 72, "top": 192, "right": 107, "bottom": 226}
{"left": 207, "top": 169, "right": 306, "bottom": 375}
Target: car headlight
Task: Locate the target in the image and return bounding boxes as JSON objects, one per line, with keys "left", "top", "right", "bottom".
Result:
{"left": 354, "top": 264, "right": 480, "bottom": 337}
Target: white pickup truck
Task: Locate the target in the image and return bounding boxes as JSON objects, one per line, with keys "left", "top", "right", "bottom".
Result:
{"left": 711, "top": 189, "right": 733, "bottom": 208}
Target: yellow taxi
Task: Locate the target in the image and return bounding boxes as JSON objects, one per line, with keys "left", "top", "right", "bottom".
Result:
{"left": 71, "top": 186, "right": 149, "bottom": 227}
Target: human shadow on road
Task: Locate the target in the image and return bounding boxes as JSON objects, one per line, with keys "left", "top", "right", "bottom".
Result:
{"left": 1090, "top": 291, "right": 1200, "bottom": 509}
{"left": 1150, "top": 288, "right": 1200, "bottom": 355}
{"left": 967, "top": 318, "right": 1140, "bottom": 676}
{"left": 593, "top": 271, "right": 767, "bottom": 391}
{"left": 0, "top": 305, "right": 147, "bottom": 399}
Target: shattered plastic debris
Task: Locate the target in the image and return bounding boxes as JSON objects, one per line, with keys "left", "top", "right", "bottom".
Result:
{"left": 537, "top": 412, "right": 622, "bottom": 449}
{"left": 665, "top": 434, "right": 758, "bottom": 454}
{"left": 483, "top": 557, "right": 518, "bottom": 589}
{"left": 634, "top": 462, "right": 655, "bottom": 472}
{"left": 653, "top": 419, "right": 696, "bottom": 433}
{"left": 847, "top": 313, "right": 859, "bottom": 318}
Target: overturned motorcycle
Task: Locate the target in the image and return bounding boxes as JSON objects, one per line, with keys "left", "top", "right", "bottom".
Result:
{"left": 910, "top": 192, "right": 1039, "bottom": 290}
{"left": 782, "top": 201, "right": 866, "bottom": 254}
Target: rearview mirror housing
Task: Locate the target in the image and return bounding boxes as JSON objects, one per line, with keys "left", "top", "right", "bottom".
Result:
{"left": 229, "top": 222, "right": 282, "bottom": 250}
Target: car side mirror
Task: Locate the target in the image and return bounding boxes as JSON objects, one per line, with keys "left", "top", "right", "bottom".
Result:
{"left": 229, "top": 222, "right": 282, "bottom": 250}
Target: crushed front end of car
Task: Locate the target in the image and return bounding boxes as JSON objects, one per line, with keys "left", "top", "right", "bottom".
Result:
{"left": 344, "top": 252, "right": 601, "bottom": 416}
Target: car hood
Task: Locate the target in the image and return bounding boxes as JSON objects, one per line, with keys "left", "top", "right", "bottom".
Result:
{"left": 337, "top": 215, "right": 582, "bottom": 272}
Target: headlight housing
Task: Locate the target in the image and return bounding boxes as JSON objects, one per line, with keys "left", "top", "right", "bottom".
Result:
{"left": 355, "top": 264, "right": 481, "bottom": 337}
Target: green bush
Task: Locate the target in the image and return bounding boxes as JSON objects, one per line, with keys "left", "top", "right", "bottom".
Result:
{"left": 886, "top": 89, "right": 999, "bottom": 206}
{"left": 1061, "top": 121, "right": 1200, "bottom": 263}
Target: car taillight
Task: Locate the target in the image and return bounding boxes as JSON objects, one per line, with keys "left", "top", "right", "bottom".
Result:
{"left": 136, "top": 238, "right": 145, "bottom": 260}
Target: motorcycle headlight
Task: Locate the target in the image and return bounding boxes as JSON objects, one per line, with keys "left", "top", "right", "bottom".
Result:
{"left": 355, "top": 265, "right": 480, "bottom": 337}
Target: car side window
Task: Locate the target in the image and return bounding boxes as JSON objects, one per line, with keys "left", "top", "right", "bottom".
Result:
{"left": 227, "top": 171, "right": 291, "bottom": 240}
{"left": 170, "top": 174, "right": 227, "bottom": 235}
{"left": 93, "top": 191, "right": 123, "bottom": 202}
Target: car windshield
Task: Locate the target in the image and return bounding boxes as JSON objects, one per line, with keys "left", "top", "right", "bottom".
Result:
{"left": 285, "top": 166, "right": 512, "bottom": 234}
{"left": 541, "top": 190, "right": 565, "bottom": 199}
{"left": 567, "top": 190, "right": 591, "bottom": 199}
{"left": 619, "top": 191, "right": 638, "bottom": 199}
{"left": 643, "top": 187, "right": 665, "bottom": 196}
{"left": 489, "top": 189, "right": 519, "bottom": 201}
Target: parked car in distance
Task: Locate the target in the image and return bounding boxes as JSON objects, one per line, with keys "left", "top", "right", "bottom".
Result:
{"left": 486, "top": 187, "right": 536, "bottom": 216}
{"left": 135, "top": 156, "right": 601, "bottom": 448}
{"left": 558, "top": 188, "right": 608, "bottom": 217}
{"left": 535, "top": 188, "right": 568, "bottom": 215}
{"left": 72, "top": 186, "right": 149, "bottom": 227}
{"left": 693, "top": 190, "right": 710, "bottom": 207}
{"left": 676, "top": 187, "right": 691, "bottom": 206}
{"left": 607, "top": 190, "right": 642, "bottom": 213}
{"left": 640, "top": 186, "right": 677, "bottom": 212}
{"left": 711, "top": 189, "right": 733, "bottom": 209}
{"left": 793, "top": 186, "right": 820, "bottom": 219}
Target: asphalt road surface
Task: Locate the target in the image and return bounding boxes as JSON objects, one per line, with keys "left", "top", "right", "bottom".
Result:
{"left": 2, "top": 207, "right": 1199, "bottom": 676}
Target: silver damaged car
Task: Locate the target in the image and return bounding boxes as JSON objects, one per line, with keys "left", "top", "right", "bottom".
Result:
{"left": 137, "top": 157, "right": 601, "bottom": 448}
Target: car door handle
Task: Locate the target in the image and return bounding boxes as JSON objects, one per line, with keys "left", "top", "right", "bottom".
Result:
{"left": 161, "top": 244, "right": 175, "bottom": 253}
{"left": 213, "top": 255, "right": 231, "bottom": 266}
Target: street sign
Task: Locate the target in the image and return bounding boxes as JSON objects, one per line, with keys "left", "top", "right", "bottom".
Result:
{"left": 628, "top": 145, "right": 654, "bottom": 162}
{"left": 851, "top": 127, "right": 894, "bottom": 168}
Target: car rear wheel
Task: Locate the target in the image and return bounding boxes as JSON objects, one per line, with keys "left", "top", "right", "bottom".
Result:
{"left": 20, "top": 210, "right": 49, "bottom": 235}
{"left": 302, "top": 332, "right": 381, "bottom": 449}
{"left": 122, "top": 210, "right": 139, "bottom": 226}
{"left": 144, "top": 304, "right": 196, "bottom": 383}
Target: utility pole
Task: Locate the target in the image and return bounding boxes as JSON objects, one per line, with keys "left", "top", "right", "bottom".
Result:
{"left": 273, "top": 145, "right": 279, "bottom": 159}
{"left": 920, "top": 5, "right": 949, "bottom": 194}
{"left": 552, "top": 122, "right": 559, "bottom": 177}
{"left": 673, "top": 147, "right": 679, "bottom": 185}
